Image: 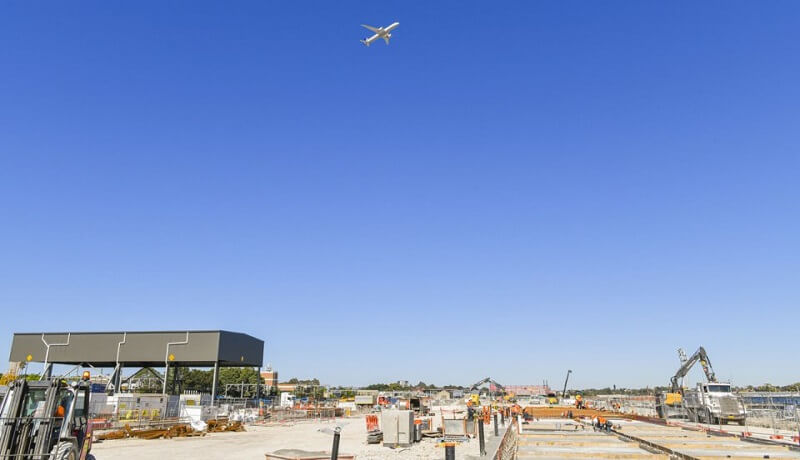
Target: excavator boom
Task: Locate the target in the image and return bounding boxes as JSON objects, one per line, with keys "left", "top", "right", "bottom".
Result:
{"left": 469, "top": 377, "right": 505, "bottom": 392}
{"left": 669, "top": 346, "right": 717, "bottom": 392}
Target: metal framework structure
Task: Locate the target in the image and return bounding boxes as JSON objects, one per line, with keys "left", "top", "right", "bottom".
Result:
{"left": 9, "top": 330, "right": 264, "bottom": 400}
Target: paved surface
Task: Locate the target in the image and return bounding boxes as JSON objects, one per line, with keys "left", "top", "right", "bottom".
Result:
{"left": 515, "top": 417, "right": 800, "bottom": 460}
{"left": 614, "top": 418, "right": 800, "bottom": 459}
{"left": 670, "top": 419, "right": 800, "bottom": 446}
{"left": 91, "top": 417, "right": 492, "bottom": 460}
{"left": 518, "top": 419, "right": 667, "bottom": 459}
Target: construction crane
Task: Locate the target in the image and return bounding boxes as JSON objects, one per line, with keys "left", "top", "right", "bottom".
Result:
{"left": 561, "top": 370, "right": 572, "bottom": 398}
{"left": 669, "top": 347, "right": 716, "bottom": 393}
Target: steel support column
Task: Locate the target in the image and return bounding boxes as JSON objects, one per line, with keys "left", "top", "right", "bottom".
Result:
{"left": 211, "top": 361, "right": 219, "bottom": 401}
{"left": 256, "top": 366, "right": 262, "bottom": 401}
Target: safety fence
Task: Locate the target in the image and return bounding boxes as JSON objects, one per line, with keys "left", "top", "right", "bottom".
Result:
{"left": 740, "top": 393, "right": 800, "bottom": 433}
{"left": 87, "top": 395, "right": 348, "bottom": 432}
{"left": 493, "top": 423, "right": 518, "bottom": 460}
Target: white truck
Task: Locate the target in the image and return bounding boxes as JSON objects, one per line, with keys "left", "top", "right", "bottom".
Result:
{"left": 280, "top": 392, "right": 296, "bottom": 408}
{"left": 657, "top": 346, "right": 746, "bottom": 425}
{"left": 683, "top": 382, "right": 746, "bottom": 425}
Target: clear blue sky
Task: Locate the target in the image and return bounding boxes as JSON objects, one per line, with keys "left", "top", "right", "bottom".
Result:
{"left": 1, "top": 1, "right": 798, "bottom": 389}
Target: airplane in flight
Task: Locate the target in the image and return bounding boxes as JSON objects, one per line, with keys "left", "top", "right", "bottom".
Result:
{"left": 360, "top": 22, "right": 399, "bottom": 47}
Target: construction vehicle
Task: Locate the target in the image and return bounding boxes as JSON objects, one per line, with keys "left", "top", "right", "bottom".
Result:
{"left": 656, "top": 347, "right": 746, "bottom": 425}
{"left": 561, "top": 370, "right": 572, "bottom": 399}
{"left": 467, "top": 377, "right": 506, "bottom": 407}
{"left": 545, "top": 392, "right": 558, "bottom": 405}
{"left": 468, "top": 377, "right": 505, "bottom": 395}
{"left": 0, "top": 371, "right": 93, "bottom": 459}
{"left": 683, "top": 381, "right": 746, "bottom": 425}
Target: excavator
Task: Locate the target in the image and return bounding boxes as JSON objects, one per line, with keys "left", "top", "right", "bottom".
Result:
{"left": 0, "top": 372, "right": 94, "bottom": 460}
{"left": 467, "top": 377, "right": 505, "bottom": 406}
{"left": 656, "top": 347, "right": 746, "bottom": 424}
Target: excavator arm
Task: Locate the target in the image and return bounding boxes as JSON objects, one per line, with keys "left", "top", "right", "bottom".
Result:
{"left": 669, "top": 346, "right": 717, "bottom": 392}
{"left": 469, "top": 377, "right": 505, "bottom": 392}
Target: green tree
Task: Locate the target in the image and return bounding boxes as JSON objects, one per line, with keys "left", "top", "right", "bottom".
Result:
{"left": 782, "top": 382, "right": 800, "bottom": 392}
{"left": 218, "top": 367, "right": 260, "bottom": 397}
{"left": 754, "top": 383, "right": 778, "bottom": 392}
{"left": 182, "top": 369, "right": 213, "bottom": 393}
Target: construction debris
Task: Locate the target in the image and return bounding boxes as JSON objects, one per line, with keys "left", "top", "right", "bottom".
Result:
{"left": 366, "top": 430, "right": 383, "bottom": 444}
{"left": 207, "top": 418, "right": 246, "bottom": 432}
{"left": 265, "top": 449, "right": 355, "bottom": 460}
{"left": 94, "top": 419, "right": 243, "bottom": 441}
{"left": 95, "top": 423, "right": 207, "bottom": 441}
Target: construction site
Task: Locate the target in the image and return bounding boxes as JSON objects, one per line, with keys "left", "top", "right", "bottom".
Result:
{"left": 0, "top": 331, "right": 798, "bottom": 460}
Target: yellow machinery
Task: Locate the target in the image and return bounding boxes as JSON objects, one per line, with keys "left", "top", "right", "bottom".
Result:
{"left": 469, "top": 394, "right": 480, "bottom": 406}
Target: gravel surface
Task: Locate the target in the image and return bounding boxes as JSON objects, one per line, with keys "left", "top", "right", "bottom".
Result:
{"left": 91, "top": 417, "right": 489, "bottom": 460}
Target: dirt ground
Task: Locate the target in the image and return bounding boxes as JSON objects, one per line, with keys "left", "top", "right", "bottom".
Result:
{"left": 91, "top": 417, "right": 488, "bottom": 460}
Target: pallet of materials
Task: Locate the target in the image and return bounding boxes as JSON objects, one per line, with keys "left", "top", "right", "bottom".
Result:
{"left": 265, "top": 449, "right": 355, "bottom": 460}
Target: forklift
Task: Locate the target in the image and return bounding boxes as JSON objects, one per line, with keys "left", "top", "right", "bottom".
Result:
{"left": 0, "top": 371, "right": 93, "bottom": 460}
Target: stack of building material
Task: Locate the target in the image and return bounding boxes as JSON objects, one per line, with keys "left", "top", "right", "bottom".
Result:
{"left": 366, "top": 430, "right": 383, "bottom": 444}
{"left": 207, "top": 418, "right": 246, "bottom": 432}
{"left": 95, "top": 423, "right": 206, "bottom": 440}
{"left": 265, "top": 450, "right": 355, "bottom": 460}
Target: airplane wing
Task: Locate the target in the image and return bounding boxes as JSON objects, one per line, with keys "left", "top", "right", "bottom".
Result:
{"left": 383, "top": 35, "right": 390, "bottom": 45}
{"left": 361, "top": 24, "right": 380, "bottom": 33}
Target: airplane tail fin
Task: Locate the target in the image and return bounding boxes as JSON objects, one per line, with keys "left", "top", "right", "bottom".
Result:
{"left": 360, "top": 39, "right": 370, "bottom": 47}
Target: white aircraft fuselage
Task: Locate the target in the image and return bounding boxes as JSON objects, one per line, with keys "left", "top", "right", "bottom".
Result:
{"left": 360, "top": 22, "right": 399, "bottom": 47}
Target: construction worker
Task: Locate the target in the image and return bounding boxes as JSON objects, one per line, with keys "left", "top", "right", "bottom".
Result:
{"left": 55, "top": 394, "right": 71, "bottom": 418}
{"left": 597, "top": 416, "right": 606, "bottom": 431}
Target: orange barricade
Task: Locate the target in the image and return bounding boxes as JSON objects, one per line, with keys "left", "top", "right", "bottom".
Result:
{"left": 365, "top": 415, "right": 379, "bottom": 432}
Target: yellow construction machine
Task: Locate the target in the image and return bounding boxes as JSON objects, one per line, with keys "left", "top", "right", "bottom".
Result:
{"left": 469, "top": 394, "right": 480, "bottom": 406}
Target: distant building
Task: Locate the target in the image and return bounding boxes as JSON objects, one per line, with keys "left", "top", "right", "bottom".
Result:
{"left": 277, "top": 383, "right": 296, "bottom": 393}
{"left": 434, "top": 389, "right": 452, "bottom": 400}
{"left": 355, "top": 390, "right": 377, "bottom": 405}
{"left": 503, "top": 385, "right": 551, "bottom": 396}
{"left": 261, "top": 369, "right": 279, "bottom": 388}
{"left": 6, "top": 361, "right": 24, "bottom": 377}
